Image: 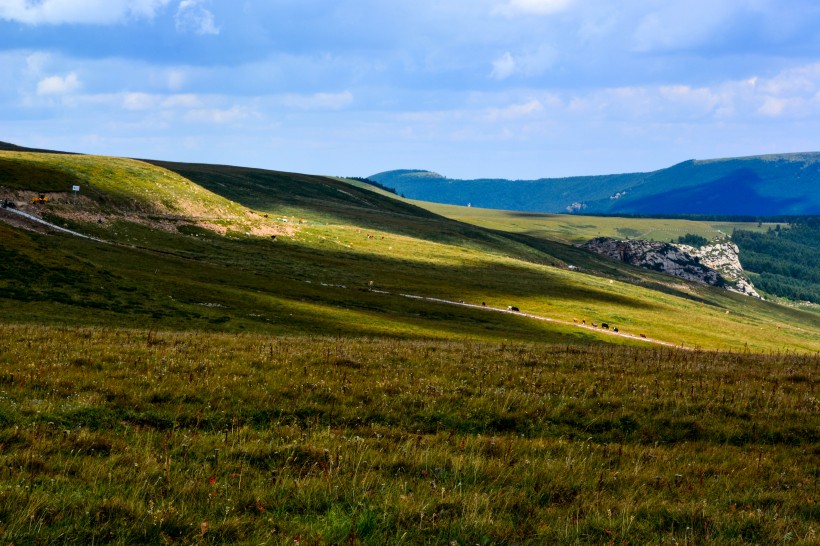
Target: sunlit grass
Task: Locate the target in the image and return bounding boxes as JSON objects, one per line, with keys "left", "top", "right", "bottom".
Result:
{"left": 418, "top": 201, "right": 779, "bottom": 244}
{"left": 0, "top": 325, "right": 816, "bottom": 544}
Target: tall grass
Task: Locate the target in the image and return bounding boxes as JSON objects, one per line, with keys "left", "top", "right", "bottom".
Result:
{"left": 0, "top": 324, "right": 816, "bottom": 544}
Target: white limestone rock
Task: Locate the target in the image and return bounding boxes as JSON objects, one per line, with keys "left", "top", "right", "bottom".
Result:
{"left": 581, "top": 237, "right": 761, "bottom": 298}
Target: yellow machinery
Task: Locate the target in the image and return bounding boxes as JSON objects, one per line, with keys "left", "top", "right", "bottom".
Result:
{"left": 31, "top": 193, "right": 49, "bottom": 204}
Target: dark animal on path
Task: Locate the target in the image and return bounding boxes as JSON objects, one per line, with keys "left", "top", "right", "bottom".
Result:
{"left": 482, "top": 302, "right": 486, "bottom": 306}
{"left": 614, "top": 327, "right": 619, "bottom": 333}
{"left": 507, "top": 306, "right": 520, "bottom": 312}
{"left": 582, "top": 319, "right": 586, "bottom": 325}
{"left": 601, "top": 323, "right": 609, "bottom": 329}
{"left": 591, "top": 323, "right": 598, "bottom": 328}
{"left": 640, "top": 333, "right": 647, "bottom": 338}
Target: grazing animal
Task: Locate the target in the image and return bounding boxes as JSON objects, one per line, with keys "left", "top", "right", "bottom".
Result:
{"left": 573, "top": 318, "right": 579, "bottom": 323}
{"left": 613, "top": 327, "right": 619, "bottom": 333}
{"left": 582, "top": 319, "right": 586, "bottom": 325}
{"left": 482, "top": 302, "right": 486, "bottom": 306}
{"left": 508, "top": 306, "right": 520, "bottom": 312}
{"left": 591, "top": 323, "right": 598, "bottom": 328}
{"left": 640, "top": 333, "right": 647, "bottom": 338}
{"left": 601, "top": 323, "right": 609, "bottom": 329}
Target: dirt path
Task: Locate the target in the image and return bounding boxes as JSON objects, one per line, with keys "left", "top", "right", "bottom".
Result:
{"left": 371, "top": 289, "right": 686, "bottom": 349}
{"left": 1, "top": 207, "right": 107, "bottom": 243}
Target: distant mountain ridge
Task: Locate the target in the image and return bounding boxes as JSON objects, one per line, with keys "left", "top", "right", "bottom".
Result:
{"left": 370, "top": 152, "right": 820, "bottom": 216}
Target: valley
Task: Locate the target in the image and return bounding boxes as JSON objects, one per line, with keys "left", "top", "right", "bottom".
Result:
{"left": 0, "top": 145, "right": 818, "bottom": 544}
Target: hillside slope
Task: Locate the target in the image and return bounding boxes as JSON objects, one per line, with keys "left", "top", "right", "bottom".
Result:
{"left": 1, "top": 147, "right": 819, "bottom": 351}
{"left": 371, "top": 152, "right": 820, "bottom": 216}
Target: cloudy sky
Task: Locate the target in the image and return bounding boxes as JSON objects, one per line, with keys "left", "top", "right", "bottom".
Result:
{"left": 3, "top": 0, "right": 820, "bottom": 179}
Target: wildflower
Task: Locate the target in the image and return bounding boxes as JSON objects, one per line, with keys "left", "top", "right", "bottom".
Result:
{"left": 209, "top": 476, "right": 216, "bottom": 485}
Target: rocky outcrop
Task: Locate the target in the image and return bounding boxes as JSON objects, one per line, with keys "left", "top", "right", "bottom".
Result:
{"left": 582, "top": 238, "right": 724, "bottom": 286}
{"left": 676, "top": 241, "right": 760, "bottom": 298}
{"left": 581, "top": 237, "right": 760, "bottom": 297}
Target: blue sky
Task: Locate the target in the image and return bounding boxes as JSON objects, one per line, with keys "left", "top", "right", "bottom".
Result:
{"left": 3, "top": 0, "right": 820, "bottom": 179}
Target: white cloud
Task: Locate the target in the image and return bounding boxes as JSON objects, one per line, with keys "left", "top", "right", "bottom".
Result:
{"left": 758, "top": 63, "right": 820, "bottom": 96}
{"left": 494, "top": 0, "right": 574, "bottom": 16}
{"left": 175, "top": 0, "right": 219, "bottom": 35}
{"left": 486, "top": 99, "right": 545, "bottom": 121}
{"left": 123, "top": 91, "right": 202, "bottom": 111}
{"left": 490, "top": 52, "right": 516, "bottom": 80}
{"left": 185, "top": 105, "right": 252, "bottom": 124}
{"left": 282, "top": 91, "right": 354, "bottom": 110}
{"left": 557, "top": 61, "right": 820, "bottom": 123}
{"left": 162, "top": 94, "right": 201, "bottom": 108}
{"left": 122, "top": 92, "right": 157, "bottom": 110}
{"left": 25, "top": 52, "right": 51, "bottom": 75}
{"left": 490, "top": 46, "right": 557, "bottom": 80}
{"left": 631, "top": 1, "right": 739, "bottom": 52}
{"left": 0, "top": 0, "right": 171, "bottom": 25}
{"left": 166, "top": 69, "right": 187, "bottom": 91}
{"left": 36, "top": 72, "right": 81, "bottom": 95}
{"left": 758, "top": 97, "right": 787, "bottom": 117}
{"left": 658, "top": 85, "right": 723, "bottom": 116}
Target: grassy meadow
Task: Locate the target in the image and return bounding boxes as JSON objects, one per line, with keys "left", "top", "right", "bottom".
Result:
{"left": 1, "top": 150, "right": 820, "bottom": 543}
{"left": 0, "top": 325, "right": 817, "bottom": 544}
{"left": 417, "top": 202, "right": 777, "bottom": 245}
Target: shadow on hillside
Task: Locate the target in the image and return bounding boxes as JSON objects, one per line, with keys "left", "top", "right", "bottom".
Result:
{"left": 108, "top": 225, "right": 660, "bottom": 311}
{"left": 8, "top": 220, "right": 820, "bottom": 343}
{"left": 145, "top": 160, "right": 565, "bottom": 263}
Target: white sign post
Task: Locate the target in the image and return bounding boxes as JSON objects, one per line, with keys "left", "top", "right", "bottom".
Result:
{"left": 72, "top": 185, "right": 79, "bottom": 204}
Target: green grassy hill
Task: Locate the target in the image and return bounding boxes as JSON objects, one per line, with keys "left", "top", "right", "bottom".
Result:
{"left": 1, "top": 149, "right": 819, "bottom": 352}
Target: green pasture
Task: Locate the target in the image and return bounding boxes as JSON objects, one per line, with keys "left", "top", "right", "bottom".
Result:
{"left": 418, "top": 202, "right": 777, "bottom": 244}
{"left": 0, "top": 326, "right": 816, "bottom": 544}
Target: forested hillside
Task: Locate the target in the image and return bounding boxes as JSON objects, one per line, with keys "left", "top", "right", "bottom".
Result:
{"left": 733, "top": 218, "right": 820, "bottom": 303}
{"left": 371, "top": 153, "right": 820, "bottom": 216}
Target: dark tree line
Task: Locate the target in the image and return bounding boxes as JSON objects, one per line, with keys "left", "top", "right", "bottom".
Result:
{"left": 733, "top": 217, "right": 820, "bottom": 303}
{"left": 676, "top": 233, "right": 709, "bottom": 247}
